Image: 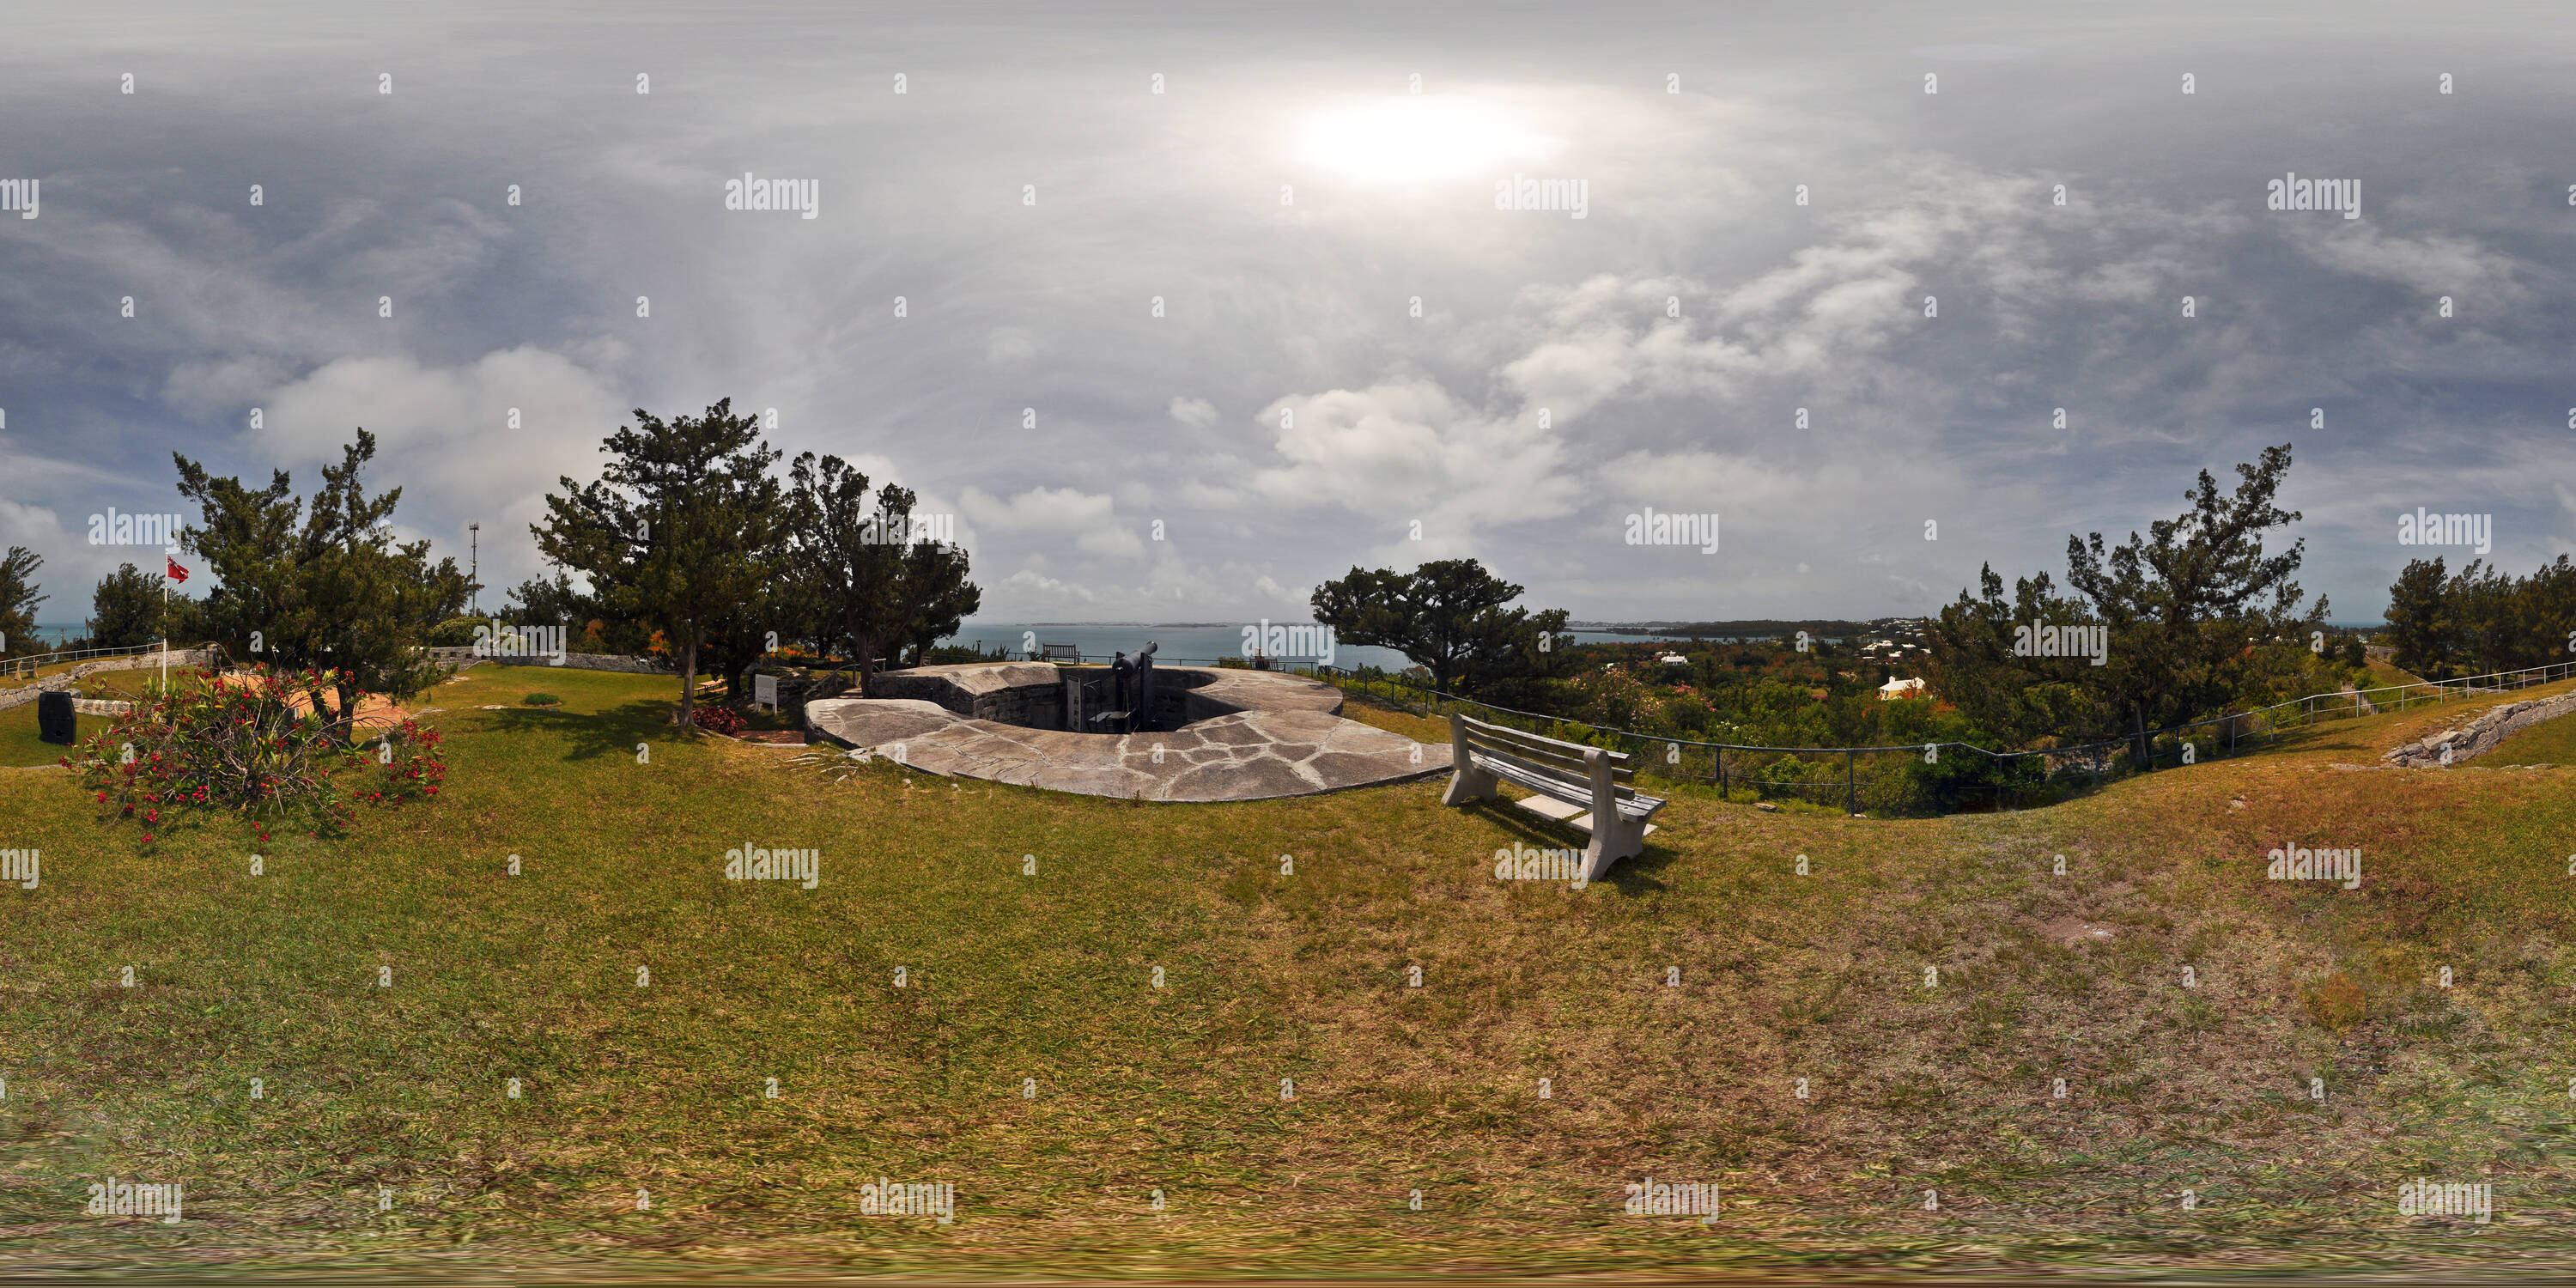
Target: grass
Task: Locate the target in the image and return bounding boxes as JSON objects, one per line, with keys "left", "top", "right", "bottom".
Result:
{"left": 1, "top": 670, "right": 2573, "bottom": 1278}
{"left": 2490, "top": 708, "right": 2576, "bottom": 766}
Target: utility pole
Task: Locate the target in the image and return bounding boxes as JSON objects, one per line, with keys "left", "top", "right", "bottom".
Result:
{"left": 468, "top": 522, "right": 481, "bottom": 616}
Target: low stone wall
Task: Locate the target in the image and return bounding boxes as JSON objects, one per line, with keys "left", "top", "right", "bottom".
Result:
{"left": 432, "top": 647, "right": 672, "bottom": 675}
{"left": 869, "top": 661, "right": 1066, "bottom": 727}
{"left": 2384, "top": 689, "right": 2576, "bottom": 767}
{"left": 0, "top": 649, "right": 216, "bottom": 714}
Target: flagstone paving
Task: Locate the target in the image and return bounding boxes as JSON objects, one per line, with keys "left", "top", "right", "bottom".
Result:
{"left": 805, "top": 665, "right": 1450, "bottom": 801}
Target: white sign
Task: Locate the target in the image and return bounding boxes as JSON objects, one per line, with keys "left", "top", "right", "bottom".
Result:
{"left": 755, "top": 673, "right": 780, "bottom": 712}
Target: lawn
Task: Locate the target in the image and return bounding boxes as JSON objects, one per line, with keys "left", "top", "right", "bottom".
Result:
{"left": 2490, "top": 708, "right": 2576, "bottom": 766}
{"left": 1, "top": 669, "right": 2572, "bottom": 1278}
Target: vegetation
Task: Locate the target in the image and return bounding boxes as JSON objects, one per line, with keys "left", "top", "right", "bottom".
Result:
{"left": 0, "top": 545, "right": 46, "bottom": 659}
{"left": 532, "top": 400, "right": 785, "bottom": 726}
{"left": 82, "top": 562, "right": 208, "bottom": 649}
{"left": 63, "top": 665, "right": 444, "bottom": 845}
{"left": 2382, "top": 553, "right": 2576, "bottom": 679}
{"left": 1310, "top": 558, "right": 1571, "bottom": 696}
{"left": 3, "top": 666, "right": 2572, "bottom": 1276}
{"left": 1927, "top": 444, "right": 2331, "bottom": 764}
{"left": 174, "top": 429, "right": 469, "bottom": 726}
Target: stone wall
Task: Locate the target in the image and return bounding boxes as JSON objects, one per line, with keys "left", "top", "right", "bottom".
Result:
{"left": 0, "top": 649, "right": 216, "bottom": 714}
{"left": 431, "top": 647, "right": 672, "bottom": 675}
{"left": 2384, "top": 689, "right": 2576, "bottom": 767}
{"left": 870, "top": 662, "right": 1066, "bottom": 727}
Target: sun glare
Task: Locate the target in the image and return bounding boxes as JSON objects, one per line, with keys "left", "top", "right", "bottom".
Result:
{"left": 1298, "top": 97, "right": 1552, "bottom": 184}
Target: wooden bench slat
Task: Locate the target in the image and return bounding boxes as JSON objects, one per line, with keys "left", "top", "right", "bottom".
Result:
{"left": 1465, "top": 735, "right": 1627, "bottom": 783}
{"left": 1474, "top": 744, "right": 1631, "bottom": 799}
{"left": 1456, "top": 721, "right": 1633, "bottom": 781}
{"left": 1458, "top": 714, "right": 1629, "bottom": 762}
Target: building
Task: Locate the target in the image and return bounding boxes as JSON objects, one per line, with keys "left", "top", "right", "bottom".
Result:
{"left": 1878, "top": 676, "right": 1926, "bottom": 700}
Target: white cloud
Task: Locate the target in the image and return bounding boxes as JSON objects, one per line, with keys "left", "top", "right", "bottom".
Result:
{"left": 959, "top": 485, "right": 1145, "bottom": 560}
{"left": 1169, "top": 396, "right": 1219, "bottom": 428}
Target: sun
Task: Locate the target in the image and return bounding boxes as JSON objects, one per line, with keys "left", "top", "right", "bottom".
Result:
{"left": 1298, "top": 96, "right": 1552, "bottom": 184}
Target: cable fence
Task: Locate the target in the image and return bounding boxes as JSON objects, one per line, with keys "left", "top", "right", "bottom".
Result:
{"left": 1313, "top": 657, "right": 2576, "bottom": 816}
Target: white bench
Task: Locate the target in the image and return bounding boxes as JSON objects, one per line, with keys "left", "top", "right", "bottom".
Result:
{"left": 1443, "top": 713, "right": 1665, "bottom": 881}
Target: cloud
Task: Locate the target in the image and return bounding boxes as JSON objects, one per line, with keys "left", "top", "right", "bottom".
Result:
{"left": 1169, "top": 396, "right": 1219, "bottom": 428}
{"left": 959, "top": 485, "right": 1145, "bottom": 560}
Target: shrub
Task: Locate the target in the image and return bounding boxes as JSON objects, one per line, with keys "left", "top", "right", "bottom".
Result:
{"left": 68, "top": 665, "right": 443, "bottom": 845}
{"left": 428, "top": 616, "right": 489, "bottom": 647}
{"left": 690, "top": 704, "right": 746, "bottom": 736}
{"left": 522, "top": 692, "right": 562, "bottom": 707}
{"left": 2303, "top": 972, "right": 2369, "bottom": 1036}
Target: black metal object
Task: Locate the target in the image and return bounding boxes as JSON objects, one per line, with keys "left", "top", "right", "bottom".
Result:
{"left": 1133, "top": 641, "right": 1158, "bottom": 732}
{"left": 37, "top": 690, "right": 76, "bottom": 744}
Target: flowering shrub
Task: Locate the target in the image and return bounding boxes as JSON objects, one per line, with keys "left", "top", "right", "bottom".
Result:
{"left": 690, "top": 704, "right": 747, "bottom": 736}
{"left": 68, "top": 665, "right": 444, "bottom": 846}
{"left": 361, "top": 719, "right": 447, "bottom": 807}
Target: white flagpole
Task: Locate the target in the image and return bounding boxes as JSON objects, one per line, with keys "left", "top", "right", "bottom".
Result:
{"left": 161, "top": 544, "right": 173, "bottom": 694}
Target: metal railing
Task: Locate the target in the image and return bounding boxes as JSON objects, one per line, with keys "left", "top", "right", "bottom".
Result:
{"left": 1315, "top": 656, "right": 2576, "bottom": 816}
{"left": 0, "top": 641, "right": 172, "bottom": 682}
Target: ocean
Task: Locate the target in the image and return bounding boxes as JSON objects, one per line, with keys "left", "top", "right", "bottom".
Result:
{"left": 935, "top": 623, "right": 1704, "bottom": 672}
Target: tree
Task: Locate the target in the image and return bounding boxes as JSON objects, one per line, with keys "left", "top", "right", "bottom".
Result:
{"left": 1922, "top": 563, "right": 2105, "bottom": 747}
{"left": 895, "top": 538, "right": 981, "bottom": 666}
{"left": 1309, "top": 558, "right": 1570, "bottom": 696}
{"left": 0, "top": 546, "right": 44, "bottom": 659}
{"left": 176, "top": 430, "right": 465, "bottom": 729}
{"left": 2381, "top": 557, "right": 2451, "bottom": 677}
{"left": 2058, "top": 443, "right": 2324, "bottom": 762}
{"left": 784, "top": 453, "right": 918, "bottom": 695}
{"left": 2381, "top": 553, "right": 2576, "bottom": 678}
{"left": 86, "top": 562, "right": 207, "bottom": 648}
{"left": 533, "top": 400, "right": 783, "bottom": 724}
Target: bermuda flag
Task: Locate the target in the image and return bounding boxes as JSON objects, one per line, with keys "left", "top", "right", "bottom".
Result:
{"left": 165, "top": 556, "right": 189, "bottom": 583}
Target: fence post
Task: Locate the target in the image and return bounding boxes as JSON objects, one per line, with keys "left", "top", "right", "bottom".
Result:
{"left": 1846, "top": 750, "right": 1857, "bottom": 816}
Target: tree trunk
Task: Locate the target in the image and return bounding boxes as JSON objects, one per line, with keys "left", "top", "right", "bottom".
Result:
{"left": 677, "top": 630, "right": 699, "bottom": 725}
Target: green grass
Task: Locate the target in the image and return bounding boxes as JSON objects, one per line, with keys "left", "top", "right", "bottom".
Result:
{"left": 2, "top": 670, "right": 2573, "bottom": 1278}
{"left": 2490, "top": 708, "right": 2576, "bottom": 766}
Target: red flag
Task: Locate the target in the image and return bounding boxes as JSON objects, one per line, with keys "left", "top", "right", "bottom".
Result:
{"left": 166, "top": 556, "right": 189, "bottom": 583}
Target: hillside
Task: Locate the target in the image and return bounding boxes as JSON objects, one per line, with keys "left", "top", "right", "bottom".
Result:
{"left": 2, "top": 669, "right": 2572, "bottom": 1278}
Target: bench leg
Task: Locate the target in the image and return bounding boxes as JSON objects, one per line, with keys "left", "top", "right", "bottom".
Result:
{"left": 1581, "top": 815, "right": 1648, "bottom": 882}
{"left": 1443, "top": 763, "right": 1499, "bottom": 806}
{"left": 1441, "top": 714, "right": 1498, "bottom": 805}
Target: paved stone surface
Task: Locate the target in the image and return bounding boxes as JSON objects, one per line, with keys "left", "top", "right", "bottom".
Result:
{"left": 805, "top": 665, "right": 1450, "bottom": 801}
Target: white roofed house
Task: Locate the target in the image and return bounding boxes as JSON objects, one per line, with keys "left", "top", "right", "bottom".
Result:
{"left": 1878, "top": 676, "right": 1926, "bottom": 700}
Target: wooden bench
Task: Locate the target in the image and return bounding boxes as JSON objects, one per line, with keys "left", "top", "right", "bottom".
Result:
{"left": 1442, "top": 713, "right": 1665, "bottom": 881}
{"left": 1039, "top": 642, "right": 1081, "bottom": 662}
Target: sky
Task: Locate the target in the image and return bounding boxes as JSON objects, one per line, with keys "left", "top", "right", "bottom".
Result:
{"left": 2, "top": 0, "right": 2570, "bottom": 629}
